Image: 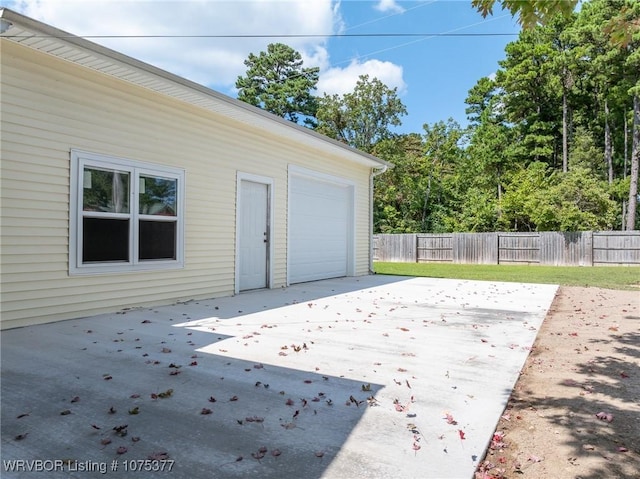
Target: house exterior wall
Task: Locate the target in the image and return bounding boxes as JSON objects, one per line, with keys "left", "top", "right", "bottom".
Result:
{"left": 0, "top": 40, "right": 373, "bottom": 329}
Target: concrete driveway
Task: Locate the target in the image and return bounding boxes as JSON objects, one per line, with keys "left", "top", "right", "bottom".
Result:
{"left": 1, "top": 275, "right": 558, "bottom": 479}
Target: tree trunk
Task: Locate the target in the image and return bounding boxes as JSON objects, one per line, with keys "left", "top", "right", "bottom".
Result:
{"left": 604, "top": 99, "right": 613, "bottom": 184}
{"left": 626, "top": 94, "right": 639, "bottom": 231}
{"left": 562, "top": 81, "right": 568, "bottom": 173}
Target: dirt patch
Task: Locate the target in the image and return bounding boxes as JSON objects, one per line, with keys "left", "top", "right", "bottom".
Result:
{"left": 477, "top": 286, "right": 640, "bottom": 479}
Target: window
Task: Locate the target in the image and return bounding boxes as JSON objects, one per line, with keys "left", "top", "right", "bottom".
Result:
{"left": 70, "top": 150, "right": 184, "bottom": 274}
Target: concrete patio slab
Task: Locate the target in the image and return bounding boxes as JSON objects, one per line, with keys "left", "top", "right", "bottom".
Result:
{"left": 1, "top": 275, "right": 558, "bottom": 478}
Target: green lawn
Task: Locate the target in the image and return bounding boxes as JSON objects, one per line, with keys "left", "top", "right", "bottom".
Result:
{"left": 373, "top": 262, "right": 640, "bottom": 290}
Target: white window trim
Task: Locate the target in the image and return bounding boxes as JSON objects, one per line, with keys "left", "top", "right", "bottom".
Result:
{"left": 70, "top": 149, "right": 185, "bottom": 275}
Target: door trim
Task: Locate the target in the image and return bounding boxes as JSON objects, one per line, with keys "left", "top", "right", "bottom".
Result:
{"left": 235, "top": 172, "right": 274, "bottom": 294}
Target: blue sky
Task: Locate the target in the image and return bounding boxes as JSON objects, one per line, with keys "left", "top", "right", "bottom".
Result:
{"left": 6, "top": 0, "right": 521, "bottom": 134}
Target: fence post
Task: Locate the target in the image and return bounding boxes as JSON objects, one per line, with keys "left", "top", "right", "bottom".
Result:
{"left": 584, "top": 231, "right": 593, "bottom": 266}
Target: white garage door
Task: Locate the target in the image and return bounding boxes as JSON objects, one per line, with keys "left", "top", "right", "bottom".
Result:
{"left": 289, "top": 173, "right": 353, "bottom": 284}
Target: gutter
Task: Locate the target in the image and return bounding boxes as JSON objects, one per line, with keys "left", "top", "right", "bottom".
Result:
{"left": 369, "top": 164, "right": 390, "bottom": 274}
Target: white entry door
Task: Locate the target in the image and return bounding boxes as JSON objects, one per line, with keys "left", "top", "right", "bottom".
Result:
{"left": 239, "top": 180, "right": 269, "bottom": 291}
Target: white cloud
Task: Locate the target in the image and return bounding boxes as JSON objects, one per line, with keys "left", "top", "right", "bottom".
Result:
{"left": 318, "top": 59, "right": 406, "bottom": 97}
{"left": 7, "top": 0, "right": 338, "bottom": 88}
{"left": 374, "top": 0, "right": 405, "bottom": 14}
{"left": 7, "top": 1, "right": 406, "bottom": 100}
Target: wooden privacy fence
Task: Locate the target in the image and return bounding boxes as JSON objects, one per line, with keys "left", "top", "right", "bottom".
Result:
{"left": 373, "top": 231, "right": 640, "bottom": 266}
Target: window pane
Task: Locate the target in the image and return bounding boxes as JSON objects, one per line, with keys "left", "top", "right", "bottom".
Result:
{"left": 139, "top": 175, "right": 177, "bottom": 216}
{"left": 83, "top": 218, "right": 129, "bottom": 262}
{"left": 139, "top": 220, "right": 176, "bottom": 260}
{"left": 83, "top": 168, "right": 130, "bottom": 213}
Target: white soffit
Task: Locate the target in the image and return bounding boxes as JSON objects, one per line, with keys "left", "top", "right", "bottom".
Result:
{"left": 0, "top": 8, "right": 389, "bottom": 170}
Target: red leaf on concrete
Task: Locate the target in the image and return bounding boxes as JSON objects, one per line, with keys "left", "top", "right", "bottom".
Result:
{"left": 458, "top": 429, "right": 466, "bottom": 440}
{"left": 595, "top": 411, "right": 614, "bottom": 422}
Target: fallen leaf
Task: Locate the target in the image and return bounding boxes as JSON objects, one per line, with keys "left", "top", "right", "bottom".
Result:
{"left": 458, "top": 429, "right": 466, "bottom": 440}
{"left": 116, "top": 446, "right": 128, "bottom": 455}
{"left": 618, "top": 446, "right": 628, "bottom": 452}
{"left": 271, "top": 449, "right": 282, "bottom": 457}
{"left": 100, "top": 438, "right": 112, "bottom": 445}
{"left": 60, "top": 410, "right": 72, "bottom": 416}
{"left": 595, "top": 411, "right": 614, "bottom": 422}
{"left": 315, "top": 451, "right": 325, "bottom": 458}
{"left": 128, "top": 407, "right": 139, "bottom": 415}
{"left": 201, "top": 408, "right": 212, "bottom": 415}
{"left": 16, "top": 413, "right": 29, "bottom": 419}
{"left": 14, "top": 433, "right": 28, "bottom": 441}
{"left": 444, "top": 413, "right": 457, "bottom": 425}
{"left": 157, "top": 389, "right": 173, "bottom": 399}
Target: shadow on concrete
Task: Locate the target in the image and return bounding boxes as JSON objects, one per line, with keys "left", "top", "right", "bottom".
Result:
{"left": 1, "top": 298, "right": 384, "bottom": 479}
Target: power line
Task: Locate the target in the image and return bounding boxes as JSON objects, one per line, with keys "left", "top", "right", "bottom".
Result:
{"left": 7, "top": 32, "right": 518, "bottom": 39}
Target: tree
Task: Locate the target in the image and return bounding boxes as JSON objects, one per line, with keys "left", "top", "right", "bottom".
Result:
{"left": 472, "top": 0, "right": 578, "bottom": 28}
{"left": 315, "top": 74, "right": 407, "bottom": 153}
{"left": 235, "top": 43, "right": 319, "bottom": 127}
{"left": 617, "top": 1, "right": 640, "bottom": 230}
{"left": 372, "top": 134, "right": 426, "bottom": 233}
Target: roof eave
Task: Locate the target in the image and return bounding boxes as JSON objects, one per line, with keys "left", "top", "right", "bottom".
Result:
{"left": 0, "top": 8, "right": 390, "bottom": 170}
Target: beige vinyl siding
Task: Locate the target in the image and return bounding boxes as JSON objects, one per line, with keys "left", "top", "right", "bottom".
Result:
{"left": 1, "top": 40, "right": 373, "bottom": 329}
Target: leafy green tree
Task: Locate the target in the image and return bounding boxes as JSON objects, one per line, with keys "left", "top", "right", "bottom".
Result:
{"left": 420, "top": 120, "right": 465, "bottom": 231}
{"left": 316, "top": 74, "right": 407, "bottom": 153}
{"left": 372, "top": 134, "right": 425, "bottom": 233}
{"left": 616, "top": 1, "right": 640, "bottom": 230}
{"left": 235, "top": 43, "right": 319, "bottom": 127}
{"left": 472, "top": 0, "right": 578, "bottom": 28}
{"left": 500, "top": 162, "right": 617, "bottom": 231}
